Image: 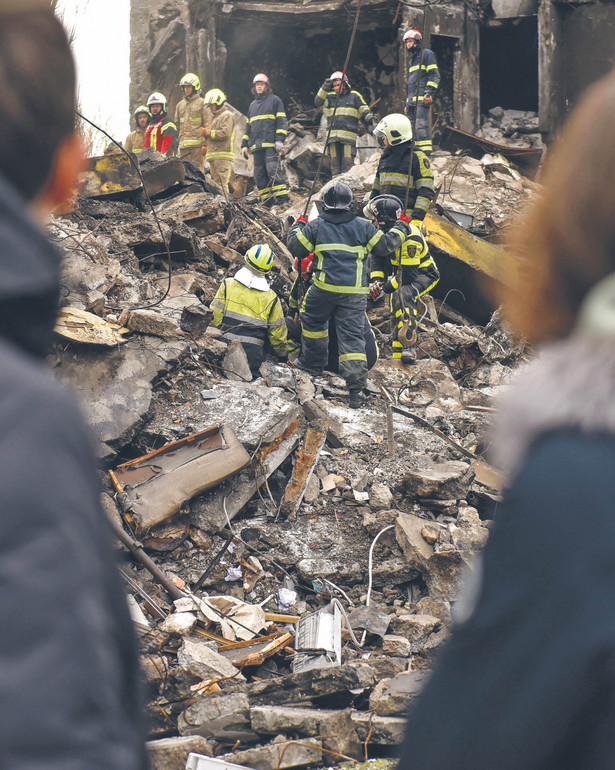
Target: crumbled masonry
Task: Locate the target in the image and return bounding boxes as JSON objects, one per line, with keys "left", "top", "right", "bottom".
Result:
{"left": 51, "top": 144, "right": 531, "bottom": 770}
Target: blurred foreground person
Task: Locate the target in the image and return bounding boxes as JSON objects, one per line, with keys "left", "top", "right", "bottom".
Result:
{"left": 399, "top": 69, "right": 615, "bottom": 770}
{"left": 0, "top": 2, "right": 146, "bottom": 767}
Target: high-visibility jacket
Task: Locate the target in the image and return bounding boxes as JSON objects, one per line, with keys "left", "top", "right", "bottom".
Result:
{"left": 370, "top": 223, "right": 439, "bottom": 297}
{"left": 287, "top": 209, "right": 408, "bottom": 295}
{"left": 371, "top": 142, "right": 434, "bottom": 222}
{"left": 406, "top": 47, "right": 440, "bottom": 107}
{"left": 206, "top": 105, "right": 236, "bottom": 163}
{"left": 209, "top": 267, "right": 291, "bottom": 373}
{"left": 242, "top": 91, "right": 288, "bottom": 152}
{"left": 144, "top": 113, "right": 178, "bottom": 157}
{"left": 174, "top": 93, "right": 209, "bottom": 151}
{"left": 124, "top": 128, "right": 146, "bottom": 154}
{"left": 314, "top": 86, "right": 374, "bottom": 145}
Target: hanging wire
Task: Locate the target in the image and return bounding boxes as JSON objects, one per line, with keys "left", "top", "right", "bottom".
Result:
{"left": 76, "top": 110, "right": 174, "bottom": 310}
{"left": 301, "top": 0, "right": 364, "bottom": 218}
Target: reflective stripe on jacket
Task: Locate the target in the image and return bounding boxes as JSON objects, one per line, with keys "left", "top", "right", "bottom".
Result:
{"left": 370, "top": 224, "right": 439, "bottom": 295}
{"left": 242, "top": 92, "right": 288, "bottom": 152}
{"left": 287, "top": 210, "right": 408, "bottom": 295}
{"left": 144, "top": 115, "right": 178, "bottom": 157}
{"left": 314, "top": 87, "right": 374, "bottom": 145}
{"left": 209, "top": 277, "right": 291, "bottom": 359}
{"left": 174, "top": 94, "right": 208, "bottom": 149}
{"left": 124, "top": 129, "right": 145, "bottom": 154}
{"left": 371, "top": 142, "right": 434, "bottom": 221}
{"left": 406, "top": 47, "right": 440, "bottom": 106}
{"left": 206, "top": 106, "right": 236, "bottom": 162}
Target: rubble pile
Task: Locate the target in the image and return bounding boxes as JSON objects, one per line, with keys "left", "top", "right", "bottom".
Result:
{"left": 49, "top": 148, "right": 528, "bottom": 770}
{"left": 478, "top": 106, "right": 543, "bottom": 150}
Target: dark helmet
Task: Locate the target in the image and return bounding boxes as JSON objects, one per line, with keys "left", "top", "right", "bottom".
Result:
{"left": 322, "top": 180, "right": 353, "bottom": 210}
{"left": 363, "top": 194, "right": 402, "bottom": 228}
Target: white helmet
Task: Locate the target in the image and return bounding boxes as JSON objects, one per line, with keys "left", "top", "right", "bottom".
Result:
{"left": 253, "top": 73, "right": 270, "bottom": 85}
{"left": 374, "top": 113, "right": 413, "bottom": 146}
{"left": 147, "top": 92, "right": 167, "bottom": 112}
{"left": 180, "top": 72, "right": 201, "bottom": 92}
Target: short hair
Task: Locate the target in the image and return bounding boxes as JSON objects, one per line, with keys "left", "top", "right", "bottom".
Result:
{"left": 0, "top": 10, "right": 76, "bottom": 200}
{"left": 502, "top": 69, "right": 615, "bottom": 342}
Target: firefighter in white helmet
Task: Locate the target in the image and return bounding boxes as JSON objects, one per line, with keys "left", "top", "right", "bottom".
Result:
{"left": 144, "top": 92, "right": 178, "bottom": 156}
{"left": 314, "top": 70, "right": 375, "bottom": 177}
{"left": 241, "top": 73, "right": 290, "bottom": 206}
{"left": 403, "top": 29, "right": 440, "bottom": 155}
{"left": 174, "top": 73, "right": 209, "bottom": 169}
{"left": 202, "top": 88, "right": 236, "bottom": 197}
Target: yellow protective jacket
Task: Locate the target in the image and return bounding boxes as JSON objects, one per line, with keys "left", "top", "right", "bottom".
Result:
{"left": 210, "top": 267, "right": 291, "bottom": 373}
{"left": 124, "top": 128, "right": 146, "bottom": 154}
{"left": 206, "top": 106, "right": 236, "bottom": 163}
{"left": 370, "top": 223, "right": 439, "bottom": 298}
{"left": 174, "top": 93, "right": 208, "bottom": 151}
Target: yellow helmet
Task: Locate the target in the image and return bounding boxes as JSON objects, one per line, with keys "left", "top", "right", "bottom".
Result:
{"left": 180, "top": 72, "right": 201, "bottom": 91}
{"left": 244, "top": 244, "right": 274, "bottom": 274}
{"left": 374, "top": 113, "right": 413, "bottom": 146}
{"left": 204, "top": 88, "right": 227, "bottom": 107}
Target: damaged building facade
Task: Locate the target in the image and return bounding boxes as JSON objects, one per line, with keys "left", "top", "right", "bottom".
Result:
{"left": 130, "top": 0, "right": 615, "bottom": 144}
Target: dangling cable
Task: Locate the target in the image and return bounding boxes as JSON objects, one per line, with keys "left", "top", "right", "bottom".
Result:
{"left": 301, "top": 0, "right": 363, "bottom": 218}
{"left": 76, "top": 110, "right": 174, "bottom": 310}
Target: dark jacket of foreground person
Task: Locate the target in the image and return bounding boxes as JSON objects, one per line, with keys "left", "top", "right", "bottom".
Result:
{"left": 399, "top": 328, "right": 615, "bottom": 769}
{"left": 0, "top": 173, "right": 148, "bottom": 768}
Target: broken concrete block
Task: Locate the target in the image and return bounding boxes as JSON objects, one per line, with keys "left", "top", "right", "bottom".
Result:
{"left": 218, "top": 737, "right": 322, "bottom": 770}
{"left": 250, "top": 706, "right": 336, "bottom": 737}
{"left": 382, "top": 634, "right": 411, "bottom": 657}
{"left": 426, "top": 549, "right": 467, "bottom": 600}
{"left": 177, "top": 636, "right": 245, "bottom": 682}
{"left": 402, "top": 460, "right": 475, "bottom": 500}
{"left": 160, "top": 611, "right": 197, "bottom": 635}
{"left": 370, "top": 655, "right": 409, "bottom": 682}
{"left": 369, "top": 482, "right": 393, "bottom": 510}
{"left": 139, "top": 151, "right": 186, "bottom": 197}
{"left": 347, "top": 605, "right": 391, "bottom": 638}
{"left": 280, "top": 425, "right": 326, "bottom": 518}
{"left": 147, "top": 736, "right": 214, "bottom": 770}
{"left": 178, "top": 692, "right": 251, "bottom": 740}
{"left": 222, "top": 340, "right": 253, "bottom": 382}
{"left": 320, "top": 709, "right": 362, "bottom": 760}
{"left": 369, "top": 671, "right": 429, "bottom": 716}
{"left": 125, "top": 308, "right": 183, "bottom": 338}
{"left": 303, "top": 473, "right": 320, "bottom": 503}
{"left": 450, "top": 505, "right": 490, "bottom": 550}
{"left": 415, "top": 597, "right": 452, "bottom": 624}
{"left": 351, "top": 712, "right": 406, "bottom": 745}
{"left": 395, "top": 512, "right": 436, "bottom": 568}
{"left": 390, "top": 613, "right": 440, "bottom": 644}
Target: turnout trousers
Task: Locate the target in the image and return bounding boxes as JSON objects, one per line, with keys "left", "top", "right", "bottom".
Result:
{"left": 179, "top": 145, "right": 205, "bottom": 170}
{"left": 407, "top": 104, "right": 433, "bottom": 155}
{"left": 328, "top": 142, "right": 356, "bottom": 177}
{"left": 299, "top": 284, "right": 368, "bottom": 390}
{"left": 253, "top": 148, "right": 290, "bottom": 204}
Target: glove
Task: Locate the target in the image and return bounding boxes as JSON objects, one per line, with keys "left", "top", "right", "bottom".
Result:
{"left": 296, "top": 214, "right": 309, "bottom": 223}
{"left": 369, "top": 280, "right": 384, "bottom": 301}
{"left": 323, "top": 79, "right": 333, "bottom": 90}
{"left": 423, "top": 94, "right": 433, "bottom": 105}
{"left": 201, "top": 145, "right": 207, "bottom": 155}
{"left": 241, "top": 147, "right": 249, "bottom": 161}
{"left": 293, "top": 254, "right": 314, "bottom": 275}
{"left": 404, "top": 105, "right": 410, "bottom": 117}
{"left": 275, "top": 141, "right": 285, "bottom": 155}
{"left": 399, "top": 211, "right": 410, "bottom": 224}
{"left": 200, "top": 127, "right": 209, "bottom": 137}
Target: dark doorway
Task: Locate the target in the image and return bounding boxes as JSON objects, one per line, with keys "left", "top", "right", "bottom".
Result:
{"left": 480, "top": 17, "right": 538, "bottom": 113}
{"left": 216, "top": 11, "right": 400, "bottom": 123}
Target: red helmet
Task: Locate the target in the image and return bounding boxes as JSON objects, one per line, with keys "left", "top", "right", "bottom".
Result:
{"left": 253, "top": 73, "right": 270, "bottom": 84}
{"left": 330, "top": 70, "right": 350, "bottom": 87}
{"left": 403, "top": 29, "right": 423, "bottom": 43}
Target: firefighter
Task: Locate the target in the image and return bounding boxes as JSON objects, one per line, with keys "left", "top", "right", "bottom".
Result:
{"left": 174, "top": 72, "right": 209, "bottom": 169}
{"left": 124, "top": 105, "right": 150, "bottom": 155}
{"left": 314, "top": 71, "right": 375, "bottom": 177}
{"left": 403, "top": 29, "right": 440, "bottom": 156}
{"left": 366, "top": 194, "right": 439, "bottom": 363}
{"left": 370, "top": 112, "right": 434, "bottom": 227}
{"left": 286, "top": 255, "right": 379, "bottom": 374}
{"left": 287, "top": 180, "right": 410, "bottom": 409}
{"left": 144, "top": 92, "right": 178, "bottom": 157}
{"left": 241, "top": 73, "right": 290, "bottom": 206}
{"left": 209, "top": 244, "right": 294, "bottom": 379}
{"left": 202, "top": 88, "right": 236, "bottom": 197}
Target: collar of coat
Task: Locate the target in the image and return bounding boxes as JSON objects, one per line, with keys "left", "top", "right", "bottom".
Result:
{"left": 233, "top": 265, "right": 270, "bottom": 292}
{"left": 320, "top": 209, "right": 356, "bottom": 224}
